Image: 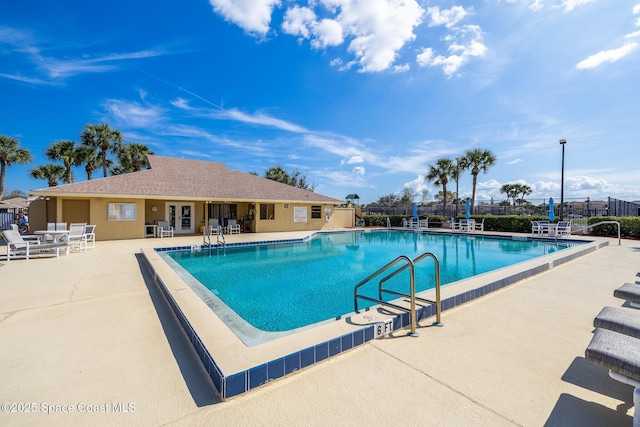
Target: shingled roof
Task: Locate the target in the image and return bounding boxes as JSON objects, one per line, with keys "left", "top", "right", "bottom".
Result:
{"left": 29, "top": 155, "right": 342, "bottom": 204}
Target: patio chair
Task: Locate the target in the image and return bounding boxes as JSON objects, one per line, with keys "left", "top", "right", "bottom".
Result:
{"left": 82, "top": 225, "right": 96, "bottom": 251}
{"left": 585, "top": 328, "right": 640, "bottom": 427}
{"left": 555, "top": 221, "right": 572, "bottom": 237}
{"left": 2, "top": 229, "right": 68, "bottom": 260}
{"left": 226, "top": 219, "right": 240, "bottom": 234}
{"left": 402, "top": 218, "right": 409, "bottom": 228}
{"left": 64, "top": 223, "right": 86, "bottom": 252}
{"left": 209, "top": 218, "right": 220, "bottom": 235}
{"left": 156, "top": 220, "right": 174, "bottom": 238}
{"left": 535, "top": 220, "right": 550, "bottom": 235}
{"left": 473, "top": 218, "right": 485, "bottom": 232}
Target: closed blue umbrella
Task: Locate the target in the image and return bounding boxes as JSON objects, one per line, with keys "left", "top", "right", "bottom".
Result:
{"left": 413, "top": 202, "right": 418, "bottom": 219}
{"left": 548, "top": 197, "right": 555, "bottom": 221}
{"left": 465, "top": 200, "right": 471, "bottom": 219}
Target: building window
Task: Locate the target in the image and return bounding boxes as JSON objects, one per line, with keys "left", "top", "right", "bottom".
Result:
{"left": 311, "top": 205, "right": 321, "bottom": 219}
{"left": 108, "top": 203, "right": 137, "bottom": 221}
{"left": 260, "top": 204, "right": 275, "bottom": 220}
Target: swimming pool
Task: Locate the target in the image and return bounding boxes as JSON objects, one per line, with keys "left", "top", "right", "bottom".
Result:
{"left": 160, "top": 230, "right": 579, "bottom": 335}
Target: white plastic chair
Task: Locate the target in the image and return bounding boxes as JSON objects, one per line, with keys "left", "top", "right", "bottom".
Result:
{"left": 226, "top": 219, "right": 240, "bottom": 234}
{"left": 156, "top": 220, "right": 174, "bottom": 238}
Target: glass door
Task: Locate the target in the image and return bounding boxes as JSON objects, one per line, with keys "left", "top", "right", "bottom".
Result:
{"left": 165, "top": 203, "right": 194, "bottom": 234}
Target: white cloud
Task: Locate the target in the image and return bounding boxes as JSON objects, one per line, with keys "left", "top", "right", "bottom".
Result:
{"left": 312, "top": 19, "right": 344, "bottom": 48}
{"left": 560, "top": 0, "right": 596, "bottom": 13}
{"left": 282, "top": 6, "right": 316, "bottom": 39}
{"left": 506, "top": 159, "right": 523, "bottom": 165}
{"left": 576, "top": 42, "right": 639, "bottom": 69}
{"left": 208, "top": 0, "right": 281, "bottom": 36}
{"left": 102, "top": 99, "right": 166, "bottom": 128}
{"left": 282, "top": 0, "right": 424, "bottom": 72}
{"left": 341, "top": 155, "right": 364, "bottom": 165}
{"left": 353, "top": 165, "right": 366, "bottom": 175}
{"left": 416, "top": 25, "right": 486, "bottom": 77}
{"left": 529, "top": 0, "right": 544, "bottom": 11}
{"left": 426, "top": 6, "right": 469, "bottom": 29}
{"left": 634, "top": 4, "right": 640, "bottom": 14}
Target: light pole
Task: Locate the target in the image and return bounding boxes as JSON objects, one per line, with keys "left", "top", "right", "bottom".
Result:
{"left": 455, "top": 159, "right": 460, "bottom": 218}
{"left": 559, "top": 139, "right": 566, "bottom": 221}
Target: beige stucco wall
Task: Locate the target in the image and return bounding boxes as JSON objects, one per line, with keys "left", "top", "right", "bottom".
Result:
{"left": 330, "top": 207, "right": 355, "bottom": 228}
{"left": 28, "top": 197, "right": 340, "bottom": 240}
{"left": 254, "top": 203, "right": 336, "bottom": 233}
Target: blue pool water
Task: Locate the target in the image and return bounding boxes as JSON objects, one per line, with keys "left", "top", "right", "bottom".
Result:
{"left": 163, "top": 230, "right": 579, "bottom": 333}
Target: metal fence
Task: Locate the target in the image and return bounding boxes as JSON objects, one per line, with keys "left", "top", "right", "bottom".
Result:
{"left": 363, "top": 196, "right": 640, "bottom": 219}
{"left": 0, "top": 212, "right": 14, "bottom": 230}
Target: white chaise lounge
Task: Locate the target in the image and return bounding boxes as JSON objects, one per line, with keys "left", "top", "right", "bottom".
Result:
{"left": 2, "top": 229, "right": 69, "bottom": 260}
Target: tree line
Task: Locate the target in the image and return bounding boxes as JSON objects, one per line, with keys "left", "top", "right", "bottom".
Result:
{"left": 0, "top": 124, "right": 317, "bottom": 200}
{"left": 0, "top": 123, "right": 154, "bottom": 197}
{"left": 368, "top": 148, "right": 535, "bottom": 213}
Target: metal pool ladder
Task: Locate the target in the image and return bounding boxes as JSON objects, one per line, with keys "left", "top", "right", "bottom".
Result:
{"left": 202, "top": 225, "right": 226, "bottom": 247}
{"left": 354, "top": 252, "right": 443, "bottom": 337}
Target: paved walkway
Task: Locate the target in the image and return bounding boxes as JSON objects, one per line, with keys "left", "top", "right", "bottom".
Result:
{"left": 0, "top": 233, "right": 638, "bottom": 426}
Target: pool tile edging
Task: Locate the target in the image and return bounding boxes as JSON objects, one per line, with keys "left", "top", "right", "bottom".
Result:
{"left": 143, "top": 235, "right": 605, "bottom": 400}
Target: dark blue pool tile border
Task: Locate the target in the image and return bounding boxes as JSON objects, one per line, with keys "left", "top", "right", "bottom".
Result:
{"left": 145, "top": 236, "right": 605, "bottom": 400}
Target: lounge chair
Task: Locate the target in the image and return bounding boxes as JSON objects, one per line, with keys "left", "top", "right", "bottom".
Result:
{"left": 594, "top": 306, "right": 640, "bottom": 339}
{"left": 8, "top": 224, "right": 40, "bottom": 243}
{"left": 614, "top": 283, "right": 640, "bottom": 308}
{"left": 473, "top": 218, "right": 485, "bottom": 231}
{"left": 2, "top": 229, "right": 68, "bottom": 260}
{"left": 226, "top": 219, "right": 240, "bottom": 234}
{"left": 156, "top": 220, "right": 174, "bottom": 238}
{"left": 585, "top": 328, "right": 640, "bottom": 426}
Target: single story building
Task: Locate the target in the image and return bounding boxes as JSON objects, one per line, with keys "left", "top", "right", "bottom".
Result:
{"left": 27, "top": 155, "right": 350, "bottom": 240}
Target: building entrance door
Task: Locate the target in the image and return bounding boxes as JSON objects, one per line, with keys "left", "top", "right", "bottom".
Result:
{"left": 166, "top": 203, "right": 194, "bottom": 234}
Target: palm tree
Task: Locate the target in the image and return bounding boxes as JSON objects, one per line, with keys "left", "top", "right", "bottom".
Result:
{"left": 517, "top": 183, "right": 532, "bottom": 205}
{"left": 76, "top": 144, "right": 101, "bottom": 180}
{"left": 45, "top": 140, "right": 81, "bottom": 184}
{"left": 0, "top": 135, "right": 32, "bottom": 200}
{"left": 461, "top": 148, "right": 496, "bottom": 214}
{"left": 115, "top": 142, "right": 154, "bottom": 173}
{"left": 425, "top": 158, "right": 457, "bottom": 214}
{"left": 30, "top": 164, "right": 65, "bottom": 187}
{"left": 80, "top": 123, "right": 123, "bottom": 178}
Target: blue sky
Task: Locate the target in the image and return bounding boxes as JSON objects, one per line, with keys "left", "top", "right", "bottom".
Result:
{"left": 2, "top": 0, "right": 639, "bottom": 205}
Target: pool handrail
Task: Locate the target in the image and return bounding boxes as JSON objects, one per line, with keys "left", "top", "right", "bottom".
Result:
{"left": 377, "top": 252, "right": 442, "bottom": 327}
{"left": 354, "top": 252, "right": 443, "bottom": 337}
{"left": 571, "top": 220, "right": 621, "bottom": 246}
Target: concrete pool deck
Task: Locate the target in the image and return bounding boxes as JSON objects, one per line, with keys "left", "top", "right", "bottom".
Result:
{"left": 1, "top": 230, "right": 639, "bottom": 426}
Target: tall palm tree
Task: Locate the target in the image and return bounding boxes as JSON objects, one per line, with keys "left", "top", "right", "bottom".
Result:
{"left": 45, "top": 140, "right": 81, "bottom": 184}
{"left": 80, "top": 123, "right": 123, "bottom": 178}
{"left": 115, "top": 142, "right": 154, "bottom": 173}
{"left": 0, "top": 135, "right": 32, "bottom": 200}
{"left": 425, "top": 158, "right": 457, "bottom": 214}
{"left": 461, "top": 148, "right": 496, "bottom": 214}
{"left": 30, "top": 164, "right": 65, "bottom": 187}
